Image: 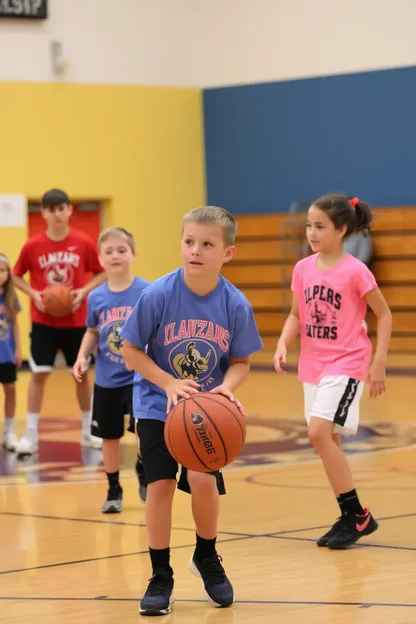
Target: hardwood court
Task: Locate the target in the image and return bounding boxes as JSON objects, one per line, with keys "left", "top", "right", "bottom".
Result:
{"left": 1, "top": 363, "right": 416, "bottom": 624}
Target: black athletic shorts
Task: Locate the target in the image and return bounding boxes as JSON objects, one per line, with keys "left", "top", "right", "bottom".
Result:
{"left": 29, "top": 323, "right": 86, "bottom": 371}
{"left": 0, "top": 362, "right": 17, "bottom": 384}
{"left": 136, "top": 418, "right": 226, "bottom": 495}
{"left": 91, "top": 384, "right": 133, "bottom": 439}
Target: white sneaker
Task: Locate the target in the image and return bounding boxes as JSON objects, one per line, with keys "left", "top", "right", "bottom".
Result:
{"left": 16, "top": 433, "right": 39, "bottom": 455}
{"left": 3, "top": 431, "right": 19, "bottom": 452}
{"left": 81, "top": 432, "right": 102, "bottom": 449}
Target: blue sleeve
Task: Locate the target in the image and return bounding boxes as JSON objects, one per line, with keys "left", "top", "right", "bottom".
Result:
{"left": 120, "top": 286, "right": 164, "bottom": 349}
{"left": 86, "top": 293, "right": 98, "bottom": 329}
{"left": 230, "top": 302, "right": 263, "bottom": 358}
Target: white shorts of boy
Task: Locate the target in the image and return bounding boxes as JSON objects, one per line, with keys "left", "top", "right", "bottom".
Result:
{"left": 303, "top": 375, "right": 364, "bottom": 436}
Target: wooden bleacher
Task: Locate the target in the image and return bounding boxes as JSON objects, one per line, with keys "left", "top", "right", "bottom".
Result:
{"left": 221, "top": 207, "right": 416, "bottom": 353}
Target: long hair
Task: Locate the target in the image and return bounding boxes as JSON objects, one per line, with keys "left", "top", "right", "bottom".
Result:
{"left": 0, "top": 253, "right": 18, "bottom": 322}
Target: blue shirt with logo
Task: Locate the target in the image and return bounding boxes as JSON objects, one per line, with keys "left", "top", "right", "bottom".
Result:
{"left": 0, "top": 293, "right": 21, "bottom": 364}
{"left": 87, "top": 277, "right": 150, "bottom": 388}
{"left": 120, "top": 268, "right": 263, "bottom": 422}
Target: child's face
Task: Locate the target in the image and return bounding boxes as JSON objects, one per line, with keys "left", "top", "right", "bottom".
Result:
{"left": 306, "top": 205, "right": 346, "bottom": 253}
{"left": 0, "top": 262, "right": 9, "bottom": 288}
{"left": 41, "top": 203, "right": 72, "bottom": 229}
{"left": 99, "top": 236, "right": 135, "bottom": 275}
{"left": 181, "top": 222, "right": 235, "bottom": 277}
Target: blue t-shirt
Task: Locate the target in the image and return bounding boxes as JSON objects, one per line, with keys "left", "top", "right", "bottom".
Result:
{"left": 87, "top": 277, "right": 150, "bottom": 388}
{"left": 120, "top": 268, "right": 263, "bottom": 422}
{"left": 0, "top": 293, "right": 21, "bottom": 364}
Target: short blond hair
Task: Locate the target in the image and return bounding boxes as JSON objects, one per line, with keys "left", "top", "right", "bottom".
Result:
{"left": 182, "top": 206, "right": 237, "bottom": 245}
{"left": 98, "top": 227, "right": 135, "bottom": 253}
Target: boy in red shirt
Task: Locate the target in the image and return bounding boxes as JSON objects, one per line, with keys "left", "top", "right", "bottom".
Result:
{"left": 13, "top": 189, "right": 106, "bottom": 455}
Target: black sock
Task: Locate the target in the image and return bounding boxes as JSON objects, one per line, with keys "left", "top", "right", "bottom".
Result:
{"left": 149, "top": 547, "right": 173, "bottom": 575}
{"left": 337, "top": 496, "right": 344, "bottom": 515}
{"left": 340, "top": 489, "right": 365, "bottom": 516}
{"left": 107, "top": 471, "right": 121, "bottom": 490}
{"left": 194, "top": 534, "right": 217, "bottom": 562}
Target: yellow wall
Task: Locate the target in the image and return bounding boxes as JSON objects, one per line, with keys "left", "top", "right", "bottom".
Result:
{"left": 0, "top": 82, "right": 206, "bottom": 359}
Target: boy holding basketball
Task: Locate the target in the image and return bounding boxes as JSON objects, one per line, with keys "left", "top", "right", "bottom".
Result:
{"left": 122, "top": 206, "right": 262, "bottom": 616}
{"left": 13, "top": 189, "right": 106, "bottom": 455}
{"left": 73, "top": 227, "right": 149, "bottom": 511}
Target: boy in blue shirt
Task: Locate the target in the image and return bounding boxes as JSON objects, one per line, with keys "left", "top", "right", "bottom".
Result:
{"left": 73, "top": 227, "right": 149, "bottom": 512}
{"left": 122, "top": 206, "right": 263, "bottom": 616}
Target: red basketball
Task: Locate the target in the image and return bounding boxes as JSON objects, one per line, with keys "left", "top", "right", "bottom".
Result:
{"left": 42, "top": 284, "right": 73, "bottom": 318}
{"left": 164, "top": 392, "right": 246, "bottom": 472}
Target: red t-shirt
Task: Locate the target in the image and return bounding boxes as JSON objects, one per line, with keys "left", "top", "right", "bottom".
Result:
{"left": 13, "top": 229, "right": 102, "bottom": 328}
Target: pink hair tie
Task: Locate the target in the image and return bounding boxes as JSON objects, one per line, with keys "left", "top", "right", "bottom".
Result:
{"left": 349, "top": 197, "right": 359, "bottom": 209}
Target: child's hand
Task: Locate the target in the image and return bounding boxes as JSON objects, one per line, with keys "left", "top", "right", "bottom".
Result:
{"left": 73, "top": 355, "right": 88, "bottom": 382}
{"left": 367, "top": 358, "right": 386, "bottom": 398}
{"left": 273, "top": 342, "right": 287, "bottom": 373}
{"left": 71, "top": 288, "right": 86, "bottom": 312}
{"left": 165, "top": 378, "right": 200, "bottom": 412}
{"left": 32, "top": 290, "right": 45, "bottom": 312}
{"left": 15, "top": 349, "right": 22, "bottom": 369}
{"left": 210, "top": 385, "right": 245, "bottom": 416}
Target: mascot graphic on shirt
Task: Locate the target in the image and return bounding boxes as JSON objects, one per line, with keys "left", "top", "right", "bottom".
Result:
{"left": 170, "top": 340, "right": 216, "bottom": 384}
{"left": 0, "top": 315, "right": 10, "bottom": 342}
{"left": 44, "top": 263, "right": 73, "bottom": 287}
{"left": 107, "top": 323, "right": 124, "bottom": 356}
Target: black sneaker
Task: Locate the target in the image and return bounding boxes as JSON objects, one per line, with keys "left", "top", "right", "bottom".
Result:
{"left": 135, "top": 458, "right": 147, "bottom": 503}
{"left": 102, "top": 486, "right": 123, "bottom": 514}
{"left": 327, "top": 509, "right": 378, "bottom": 549}
{"left": 316, "top": 516, "right": 344, "bottom": 547}
{"left": 189, "top": 554, "right": 234, "bottom": 607}
{"left": 139, "top": 568, "right": 174, "bottom": 616}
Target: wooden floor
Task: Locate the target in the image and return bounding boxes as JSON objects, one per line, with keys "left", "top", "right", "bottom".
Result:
{"left": 1, "top": 358, "right": 416, "bottom": 623}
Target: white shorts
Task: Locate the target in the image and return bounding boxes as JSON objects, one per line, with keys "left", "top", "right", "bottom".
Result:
{"left": 303, "top": 375, "right": 364, "bottom": 436}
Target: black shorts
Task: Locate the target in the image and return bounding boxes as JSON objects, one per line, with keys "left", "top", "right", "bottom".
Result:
{"left": 91, "top": 384, "right": 133, "bottom": 439}
{"left": 30, "top": 323, "right": 86, "bottom": 371}
{"left": 0, "top": 362, "right": 17, "bottom": 384}
{"left": 136, "top": 419, "right": 226, "bottom": 496}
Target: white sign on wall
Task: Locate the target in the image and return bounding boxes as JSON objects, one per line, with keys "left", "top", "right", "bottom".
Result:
{"left": 0, "top": 194, "right": 26, "bottom": 227}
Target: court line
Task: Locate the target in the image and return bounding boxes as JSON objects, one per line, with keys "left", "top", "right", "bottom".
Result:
{"left": 270, "top": 535, "right": 416, "bottom": 552}
{"left": 1, "top": 595, "right": 416, "bottom": 609}
{"left": 0, "top": 535, "right": 253, "bottom": 576}
{"left": 0, "top": 511, "right": 255, "bottom": 538}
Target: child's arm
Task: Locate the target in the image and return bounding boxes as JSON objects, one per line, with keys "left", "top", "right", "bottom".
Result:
{"left": 122, "top": 341, "right": 199, "bottom": 411}
{"left": 364, "top": 287, "right": 392, "bottom": 398}
{"left": 73, "top": 328, "right": 99, "bottom": 382}
{"left": 274, "top": 293, "right": 300, "bottom": 373}
{"left": 210, "top": 356, "right": 250, "bottom": 415}
{"left": 13, "top": 317, "right": 21, "bottom": 369}
{"left": 13, "top": 274, "right": 45, "bottom": 312}
{"left": 71, "top": 273, "right": 106, "bottom": 312}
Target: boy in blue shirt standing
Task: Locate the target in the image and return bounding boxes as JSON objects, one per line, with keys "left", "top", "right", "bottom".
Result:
{"left": 122, "top": 206, "right": 263, "bottom": 616}
{"left": 73, "top": 227, "right": 149, "bottom": 512}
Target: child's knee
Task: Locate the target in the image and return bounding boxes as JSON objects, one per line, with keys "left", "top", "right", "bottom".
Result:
{"left": 308, "top": 418, "right": 333, "bottom": 449}
{"left": 3, "top": 383, "right": 15, "bottom": 397}
{"left": 187, "top": 470, "right": 217, "bottom": 494}
{"left": 148, "top": 479, "right": 176, "bottom": 498}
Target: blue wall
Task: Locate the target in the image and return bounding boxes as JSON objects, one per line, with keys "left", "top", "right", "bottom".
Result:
{"left": 203, "top": 66, "right": 416, "bottom": 214}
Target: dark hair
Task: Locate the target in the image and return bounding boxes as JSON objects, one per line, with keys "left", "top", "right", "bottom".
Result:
{"left": 41, "top": 188, "right": 70, "bottom": 208}
{"left": 312, "top": 194, "right": 372, "bottom": 238}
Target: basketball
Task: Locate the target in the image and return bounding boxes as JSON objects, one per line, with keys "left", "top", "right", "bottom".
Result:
{"left": 42, "top": 284, "right": 73, "bottom": 317}
{"left": 164, "top": 392, "right": 246, "bottom": 472}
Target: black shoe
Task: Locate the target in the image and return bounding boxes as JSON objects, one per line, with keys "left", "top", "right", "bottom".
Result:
{"left": 327, "top": 509, "right": 378, "bottom": 550}
{"left": 316, "top": 516, "right": 344, "bottom": 547}
{"left": 102, "top": 486, "right": 123, "bottom": 514}
{"left": 190, "top": 554, "right": 234, "bottom": 607}
{"left": 139, "top": 567, "right": 174, "bottom": 616}
{"left": 135, "top": 458, "right": 147, "bottom": 503}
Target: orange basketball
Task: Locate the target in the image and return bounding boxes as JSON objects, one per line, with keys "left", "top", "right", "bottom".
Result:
{"left": 165, "top": 392, "right": 246, "bottom": 472}
{"left": 42, "top": 284, "right": 73, "bottom": 318}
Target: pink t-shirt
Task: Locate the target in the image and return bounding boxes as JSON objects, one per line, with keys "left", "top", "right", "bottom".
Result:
{"left": 291, "top": 253, "right": 377, "bottom": 384}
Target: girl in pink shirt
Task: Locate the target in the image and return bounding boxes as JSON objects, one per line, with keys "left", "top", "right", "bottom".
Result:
{"left": 274, "top": 194, "right": 392, "bottom": 549}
